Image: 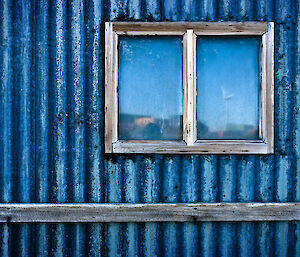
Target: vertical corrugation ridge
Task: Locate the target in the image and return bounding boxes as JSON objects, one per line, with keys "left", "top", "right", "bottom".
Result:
{"left": 219, "top": 156, "right": 237, "bottom": 202}
{"left": 275, "top": 22, "right": 289, "bottom": 203}
{"left": 143, "top": 156, "right": 160, "bottom": 203}
{"left": 109, "top": 0, "right": 128, "bottom": 21}
{"left": 143, "top": 155, "right": 160, "bottom": 257}
{"left": 296, "top": 1, "right": 300, "bottom": 201}
{"left": 0, "top": 0, "right": 12, "bottom": 203}
{"left": 238, "top": 0, "right": 254, "bottom": 20}
{"left": 237, "top": 156, "right": 255, "bottom": 202}
{"left": 162, "top": 156, "right": 181, "bottom": 203}
{"left": 182, "top": 222, "right": 199, "bottom": 256}
{"left": 84, "top": 0, "right": 104, "bottom": 203}
{"left": 87, "top": 224, "right": 105, "bottom": 256}
{"left": 70, "top": 0, "right": 86, "bottom": 202}
{"left": 257, "top": 155, "right": 275, "bottom": 202}
{"left": 206, "top": 0, "right": 218, "bottom": 21}
{"left": 256, "top": 0, "right": 275, "bottom": 21}
{"left": 286, "top": 20, "right": 298, "bottom": 202}
{"left": 238, "top": 223, "right": 255, "bottom": 257}
{"left": 36, "top": 0, "right": 52, "bottom": 203}
{"left": 124, "top": 157, "right": 138, "bottom": 203}
{"left": 128, "top": 0, "right": 141, "bottom": 20}
{"left": 53, "top": 224, "right": 66, "bottom": 256}
{"left": 36, "top": 224, "right": 48, "bottom": 256}
{"left": 256, "top": 222, "right": 275, "bottom": 256}
{"left": 122, "top": 156, "right": 140, "bottom": 256}
{"left": 145, "top": 0, "right": 161, "bottom": 20}
{"left": 162, "top": 222, "right": 180, "bottom": 257}
{"left": 0, "top": 224, "right": 9, "bottom": 257}
{"left": 19, "top": 224, "right": 30, "bottom": 257}
{"left": 74, "top": 224, "right": 86, "bottom": 256}
{"left": 54, "top": 0, "right": 67, "bottom": 203}
{"left": 275, "top": 0, "right": 297, "bottom": 23}
{"left": 296, "top": 221, "right": 300, "bottom": 257}
{"left": 181, "top": 157, "right": 200, "bottom": 256}
{"left": 36, "top": 0, "right": 47, "bottom": 203}
{"left": 275, "top": 21, "right": 296, "bottom": 202}
{"left": 201, "top": 156, "right": 218, "bottom": 202}
{"left": 181, "top": 156, "right": 199, "bottom": 203}
{"left": 201, "top": 222, "right": 218, "bottom": 257}
{"left": 126, "top": 222, "right": 139, "bottom": 256}
{"left": 144, "top": 223, "right": 159, "bottom": 257}
{"left": 181, "top": 0, "right": 198, "bottom": 21}
{"left": 162, "top": 0, "right": 179, "bottom": 21}
{"left": 107, "top": 223, "right": 122, "bottom": 257}
{"left": 275, "top": 23, "right": 293, "bottom": 154}
{"left": 275, "top": 222, "right": 289, "bottom": 256}
{"left": 218, "top": 0, "right": 238, "bottom": 21}
{"left": 18, "top": 0, "right": 35, "bottom": 203}
{"left": 10, "top": 0, "right": 22, "bottom": 202}
{"left": 0, "top": 0, "right": 3, "bottom": 204}
{"left": 219, "top": 223, "right": 237, "bottom": 257}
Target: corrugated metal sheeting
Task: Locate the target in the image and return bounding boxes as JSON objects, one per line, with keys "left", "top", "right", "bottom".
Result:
{"left": 0, "top": 0, "right": 299, "bottom": 256}
{"left": 0, "top": 222, "right": 299, "bottom": 256}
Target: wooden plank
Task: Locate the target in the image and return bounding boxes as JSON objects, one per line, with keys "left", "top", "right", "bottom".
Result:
{"left": 116, "top": 31, "right": 185, "bottom": 36}
{"left": 183, "top": 30, "right": 196, "bottom": 145}
{"left": 112, "top": 31, "right": 118, "bottom": 144}
{"left": 266, "top": 22, "right": 275, "bottom": 153}
{"left": 261, "top": 23, "right": 274, "bottom": 154}
{"left": 0, "top": 203, "right": 299, "bottom": 223}
{"left": 113, "top": 140, "right": 269, "bottom": 154}
{"left": 105, "top": 22, "right": 113, "bottom": 153}
{"left": 113, "top": 22, "right": 268, "bottom": 35}
{"left": 261, "top": 32, "right": 268, "bottom": 145}
{"left": 194, "top": 31, "right": 265, "bottom": 35}
{"left": 105, "top": 23, "right": 118, "bottom": 153}
{"left": 183, "top": 32, "right": 187, "bottom": 144}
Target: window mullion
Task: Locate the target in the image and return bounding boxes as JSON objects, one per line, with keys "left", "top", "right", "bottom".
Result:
{"left": 183, "top": 29, "right": 197, "bottom": 145}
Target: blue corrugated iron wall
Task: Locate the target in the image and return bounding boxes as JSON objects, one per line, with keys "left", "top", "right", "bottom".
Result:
{"left": 0, "top": 222, "right": 293, "bottom": 256}
{"left": 0, "top": 0, "right": 299, "bottom": 256}
{"left": 0, "top": 222, "right": 299, "bottom": 256}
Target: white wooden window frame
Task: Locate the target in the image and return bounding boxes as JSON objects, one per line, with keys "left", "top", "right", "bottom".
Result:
{"left": 105, "top": 22, "right": 274, "bottom": 154}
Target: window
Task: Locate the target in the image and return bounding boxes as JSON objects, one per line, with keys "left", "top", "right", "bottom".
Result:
{"left": 105, "top": 22, "right": 274, "bottom": 154}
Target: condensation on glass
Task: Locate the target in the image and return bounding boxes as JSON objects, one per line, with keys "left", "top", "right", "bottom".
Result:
{"left": 196, "top": 37, "right": 261, "bottom": 140}
{"left": 118, "top": 36, "right": 183, "bottom": 140}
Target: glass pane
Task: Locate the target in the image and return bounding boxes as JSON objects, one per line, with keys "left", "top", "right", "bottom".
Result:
{"left": 196, "top": 37, "right": 260, "bottom": 140}
{"left": 118, "top": 36, "right": 183, "bottom": 140}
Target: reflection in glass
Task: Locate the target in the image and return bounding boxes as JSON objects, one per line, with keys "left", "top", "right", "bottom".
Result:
{"left": 118, "top": 36, "right": 183, "bottom": 140}
{"left": 196, "top": 37, "right": 261, "bottom": 140}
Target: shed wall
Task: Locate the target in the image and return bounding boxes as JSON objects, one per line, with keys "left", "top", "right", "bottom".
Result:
{"left": 0, "top": 0, "right": 299, "bottom": 256}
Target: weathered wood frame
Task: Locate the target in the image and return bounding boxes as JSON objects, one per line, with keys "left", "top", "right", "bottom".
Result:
{"left": 0, "top": 203, "right": 299, "bottom": 223}
{"left": 105, "top": 22, "right": 274, "bottom": 154}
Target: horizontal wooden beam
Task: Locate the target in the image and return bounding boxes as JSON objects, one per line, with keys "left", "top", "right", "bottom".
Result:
{"left": 113, "top": 140, "right": 270, "bottom": 154}
{"left": 0, "top": 203, "right": 299, "bottom": 223}
{"left": 112, "top": 22, "right": 268, "bottom": 35}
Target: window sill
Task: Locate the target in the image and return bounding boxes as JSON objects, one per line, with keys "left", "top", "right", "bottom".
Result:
{"left": 111, "top": 140, "right": 273, "bottom": 154}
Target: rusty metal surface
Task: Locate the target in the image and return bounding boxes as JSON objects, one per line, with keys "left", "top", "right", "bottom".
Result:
{"left": 0, "top": 0, "right": 299, "bottom": 255}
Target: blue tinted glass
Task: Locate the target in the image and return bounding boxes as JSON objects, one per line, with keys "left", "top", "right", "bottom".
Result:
{"left": 196, "top": 37, "right": 260, "bottom": 140}
{"left": 118, "top": 36, "right": 183, "bottom": 140}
